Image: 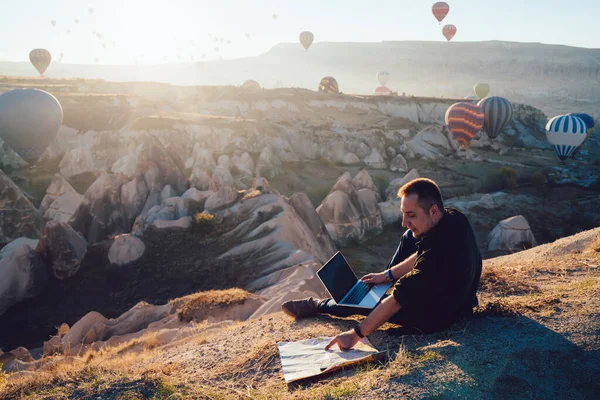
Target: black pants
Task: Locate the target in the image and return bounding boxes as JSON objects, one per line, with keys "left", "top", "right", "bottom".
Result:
{"left": 317, "top": 229, "right": 420, "bottom": 327}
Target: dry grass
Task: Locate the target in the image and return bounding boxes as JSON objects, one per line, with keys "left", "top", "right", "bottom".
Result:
{"left": 193, "top": 212, "right": 215, "bottom": 225}
{"left": 479, "top": 269, "right": 540, "bottom": 296}
{"left": 242, "top": 189, "right": 262, "bottom": 201}
{"left": 172, "top": 288, "right": 254, "bottom": 323}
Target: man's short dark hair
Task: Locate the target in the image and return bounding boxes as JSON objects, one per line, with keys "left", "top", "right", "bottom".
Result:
{"left": 398, "top": 178, "right": 444, "bottom": 213}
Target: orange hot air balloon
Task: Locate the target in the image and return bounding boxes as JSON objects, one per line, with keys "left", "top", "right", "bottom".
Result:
{"left": 442, "top": 24, "right": 457, "bottom": 41}
{"left": 432, "top": 2, "right": 450, "bottom": 24}
{"left": 445, "top": 102, "right": 484, "bottom": 149}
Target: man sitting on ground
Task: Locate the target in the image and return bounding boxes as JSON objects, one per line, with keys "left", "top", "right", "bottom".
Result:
{"left": 282, "top": 178, "right": 482, "bottom": 351}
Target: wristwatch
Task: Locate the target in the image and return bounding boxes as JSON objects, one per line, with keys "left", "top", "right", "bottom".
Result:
{"left": 385, "top": 269, "right": 394, "bottom": 282}
{"left": 354, "top": 325, "right": 365, "bottom": 338}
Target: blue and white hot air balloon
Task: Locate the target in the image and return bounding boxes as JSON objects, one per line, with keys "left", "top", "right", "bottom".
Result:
{"left": 545, "top": 114, "right": 587, "bottom": 161}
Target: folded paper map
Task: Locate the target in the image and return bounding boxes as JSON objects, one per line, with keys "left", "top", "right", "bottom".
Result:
{"left": 277, "top": 337, "right": 384, "bottom": 384}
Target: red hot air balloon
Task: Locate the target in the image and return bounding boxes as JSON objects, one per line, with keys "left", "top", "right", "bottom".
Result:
{"left": 442, "top": 24, "right": 457, "bottom": 41}
{"left": 445, "top": 102, "right": 484, "bottom": 149}
{"left": 432, "top": 2, "right": 450, "bottom": 24}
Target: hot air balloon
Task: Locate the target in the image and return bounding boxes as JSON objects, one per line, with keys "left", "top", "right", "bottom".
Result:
{"left": 0, "top": 89, "right": 63, "bottom": 164}
{"left": 545, "top": 115, "right": 587, "bottom": 160}
{"left": 74, "top": 18, "right": 80, "bottom": 24}
{"left": 50, "top": 20, "right": 56, "bottom": 27}
{"left": 29, "top": 49, "right": 52, "bottom": 76}
{"left": 318, "top": 76, "right": 339, "bottom": 94}
{"left": 374, "top": 86, "right": 393, "bottom": 96}
{"left": 442, "top": 24, "right": 457, "bottom": 42}
{"left": 242, "top": 80, "right": 261, "bottom": 90}
{"left": 445, "top": 102, "right": 484, "bottom": 149}
{"left": 66, "top": 29, "right": 71, "bottom": 34}
{"left": 299, "top": 31, "right": 314, "bottom": 51}
{"left": 245, "top": 32, "right": 251, "bottom": 39}
{"left": 567, "top": 113, "right": 595, "bottom": 157}
{"left": 273, "top": 14, "right": 278, "bottom": 20}
{"left": 377, "top": 71, "right": 391, "bottom": 86}
{"left": 478, "top": 96, "right": 513, "bottom": 139}
{"left": 88, "top": 7, "right": 94, "bottom": 14}
{"left": 474, "top": 83, "right": 490, "bottom": 99}
{"left": 432, "top": 2, "right": 450, "bottom": 24}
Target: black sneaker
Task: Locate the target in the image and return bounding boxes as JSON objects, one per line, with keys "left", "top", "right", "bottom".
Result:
{"left": 281, "top": 297, "right": 320, "bottom": 319}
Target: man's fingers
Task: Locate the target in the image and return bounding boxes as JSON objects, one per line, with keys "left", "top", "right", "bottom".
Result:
{"left": 325, "top": 337, "right": 338, "bottom": 350}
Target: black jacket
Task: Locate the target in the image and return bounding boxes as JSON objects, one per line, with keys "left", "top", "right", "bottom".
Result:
{"left": 392, "top": 208, "right": 482, "bottom": 331}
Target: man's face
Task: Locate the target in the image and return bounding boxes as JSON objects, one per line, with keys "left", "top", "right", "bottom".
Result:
{"left": 400, "top": 194, "right": 435, "bottom": 238}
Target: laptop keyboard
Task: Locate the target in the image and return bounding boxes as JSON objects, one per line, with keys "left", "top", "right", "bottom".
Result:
{"left": 344, "top": 281, "right": 373, "bottom": 305}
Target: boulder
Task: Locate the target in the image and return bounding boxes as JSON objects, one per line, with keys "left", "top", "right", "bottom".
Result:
{"left": 400, "top": 126, "right": 451, "bottom": 160}
{"left": 111, "top": 155, "right": 138, "bottom": 179}
{"left": 352, "top": 169, "right": 379, "bottom": 194}
{"left": 153, "top": 216, "right": 192, "bottom": 230}
{"left": 212, "top": 166, "right": 235, "bottom": 189}
{"left": 135, "top": 136, "right": 187, "bottom": 194}
{"left": 190, "top": 145, "right": 216, "bottom": 171}
{"left": 69, "top": 174, "right": 129, "bottom": 244}
{"left": 385, "top": 169, "right": 420, "bottom": 202}
{"left": 36, "top": 221, "right": 88, "bottom": 280}
{"left": 108, "top": 234, "right": 146, "bottom": 266}
{"left": 288, "top": 192, "right": 337, "bottom": 259}
{"left": 255, "top": 147, "right": 282, "bottom": 179}
{"left": 59, "top": 148, "right": 100, "bottom": 180}
{"left": 40, "top": 174, "right": 77, "bottom": 213}
{"left": 0, "top": 244, "right": 48, "bottom": 316}
{"left": 341, "top": 152, "right": 361, "bottom": 165}
{"left": 205, "top": 186, "right": 238, "bottom": 212}
{"left": 0, "top": 237, "right": 39, "bottom": 260}
{"left": 120, "top": 175, "right": 149, "bottom": 230}
{"left": 363, "top": 148, "right": 387, "bottom": 169}
{"left": 160, "top": 184, "right": 178, "bottom": 201}
{"left": 378, "top": 201, "right": 402, "bottom": 225}
{"left": 190, "top": 169, "right": 214, "bottom": 191}
{"left": 390, "top": 154, "right": 408, "bottom": 172}
{"left": 44, "top": 191, "right": 84, "bottom": 223}
{"left": 231, "top": 151, "right": 254, "bottom": 176}
{"left": 217, "top": 155, "right": 231, "bottom": 170}
{"left": 0, "top": 169, "right": 44, "bottom": 244}
{"left": 487, "top": 215, "right": 537, "bottom": 252}
{"left": 386, "top": 147, "right": 397, "bottom": 159}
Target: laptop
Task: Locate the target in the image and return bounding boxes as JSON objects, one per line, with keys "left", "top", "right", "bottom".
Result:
{"left": 317, "top": 251, "right": 392, "bottom": 309}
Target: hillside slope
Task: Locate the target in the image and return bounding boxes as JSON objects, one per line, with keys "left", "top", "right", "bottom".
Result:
{"left": 2, "top": 227, "right": 599, "bottom": 399}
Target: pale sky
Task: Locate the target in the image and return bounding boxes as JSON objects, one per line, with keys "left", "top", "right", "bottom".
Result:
{"left": 1, "top": 0, "right": 599, "bottom": 65}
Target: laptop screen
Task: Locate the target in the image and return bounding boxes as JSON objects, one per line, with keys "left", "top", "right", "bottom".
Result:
{"left": 317, "top": 252, "right": 358, "bottom": 302}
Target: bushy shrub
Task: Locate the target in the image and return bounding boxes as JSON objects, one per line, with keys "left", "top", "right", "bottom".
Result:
{"left": 306, "top": 187, "right": 331, "bottom": 208}
{"left": 372, "top": 174, "right": 390, "bottom": 199}
{"left": 480, "top": 167, "right": 519, "bottom": 192}
{"left": 530, "top": 171, "right": 547, "bottom": 191}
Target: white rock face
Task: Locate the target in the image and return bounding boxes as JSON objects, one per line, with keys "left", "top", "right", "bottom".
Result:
{"left": 0, "top": 238, "right": 40, "bottom": 260}
{"left": 0, "top": 169, "right": 44, "bottom": 244}
{"left": 40, "top": 174, "right": 78, "bottom": 213}
{"left": 255, "top": 147, "right": 282, "bottom": 179}
{"left": 190, "top": 145, "right": 216, "bottom": 171}
{"left": 385, "top": 169, "right": 420, "bottom": 202}
{"left": 161, "top": 185, "right": 178, "bottom": 201}
{"left": 217, "top": 155, "right": 231, "bottom": 170}
{"left": 212, "top": 166, "right": 235, "bottom": 189}
{"left": 363, "top": 149, "right": 387, "bottom": 169}
{"left": 487, "top": 215, "right": 537, "bottom": 252}
{"left": 153, "top": 216, "right": 192, "bottom": 230}
{"left": 190, "top": 169, "right": 214, "bottom": 191}
{"left": 231, "top": 152, "right": 254, "bottom": 176}
{"left": 400, "top": 126, "right": 451, "bottom": 160}
{"left": 44, "top": 191, "right": 84, "bottom": 223}
{"left": 108, "top": 235, "right": 146, "bottom": 266}
{"left": 0, "top": 244, "right": 48, "bottom": 316}
{"left": 378, "top": 201, "right": 402, "bottom": 225}
{"left": 205, "top": 186, "right": 238, "bottom": 212}
{"left": 390, "top": 154, "right": 408, "bottom": 172}
{"left": 111, "top": 155, "right": 138, "bottom": 179}
{"left": 59, "top": 148, "right": 100, "bottom": 180}
{"left": 341, "top": 152, "right": 361, "bottom": 165}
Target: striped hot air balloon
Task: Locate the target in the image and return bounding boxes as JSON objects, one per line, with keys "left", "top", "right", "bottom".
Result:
{"left": 432, "top": 2, "right": 450, "bottom": 24}
{"left": 478, "top": 96, "right": 513, "bottom": 139}
{"left": 241, "top": 79, "right": 261, "bottom": 90}
{"left": 29, "top": 49, "right": 52, "bottom": 76}
{"left": 377, "top": 71, "right": 391, "bottom": 86}
{"left": 299, "top": 31, "right": 314, "bottom": 51}
{"left": 374, "top": 86, "right": 392, "bottom": 96}
{"left": 442, "top": 24, "right": 457, "bottom": 42}
{"left": 546, "top": 115, "right": 587, "bottom": 160}
{"left": 445, "top": 102, "right": 484, "bottom": 149}
{"left": 318, "top": 76, "right": 339, "bottom": 94}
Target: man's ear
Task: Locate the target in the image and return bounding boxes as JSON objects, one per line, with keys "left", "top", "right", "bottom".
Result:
{"left": 430, "top": 204, "right": 439, "bottom": 219}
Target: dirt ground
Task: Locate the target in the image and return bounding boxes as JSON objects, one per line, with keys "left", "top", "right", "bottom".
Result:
{"left": 2, "top": 228, "right": 599, "bottom": 399}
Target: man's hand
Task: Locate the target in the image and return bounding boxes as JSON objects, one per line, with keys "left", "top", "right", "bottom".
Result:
{"left": 361, "top": 272, "right": 387, "bottom": 285}
{"left": 325, "top": 329, "right": 361, "bottom": 351}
